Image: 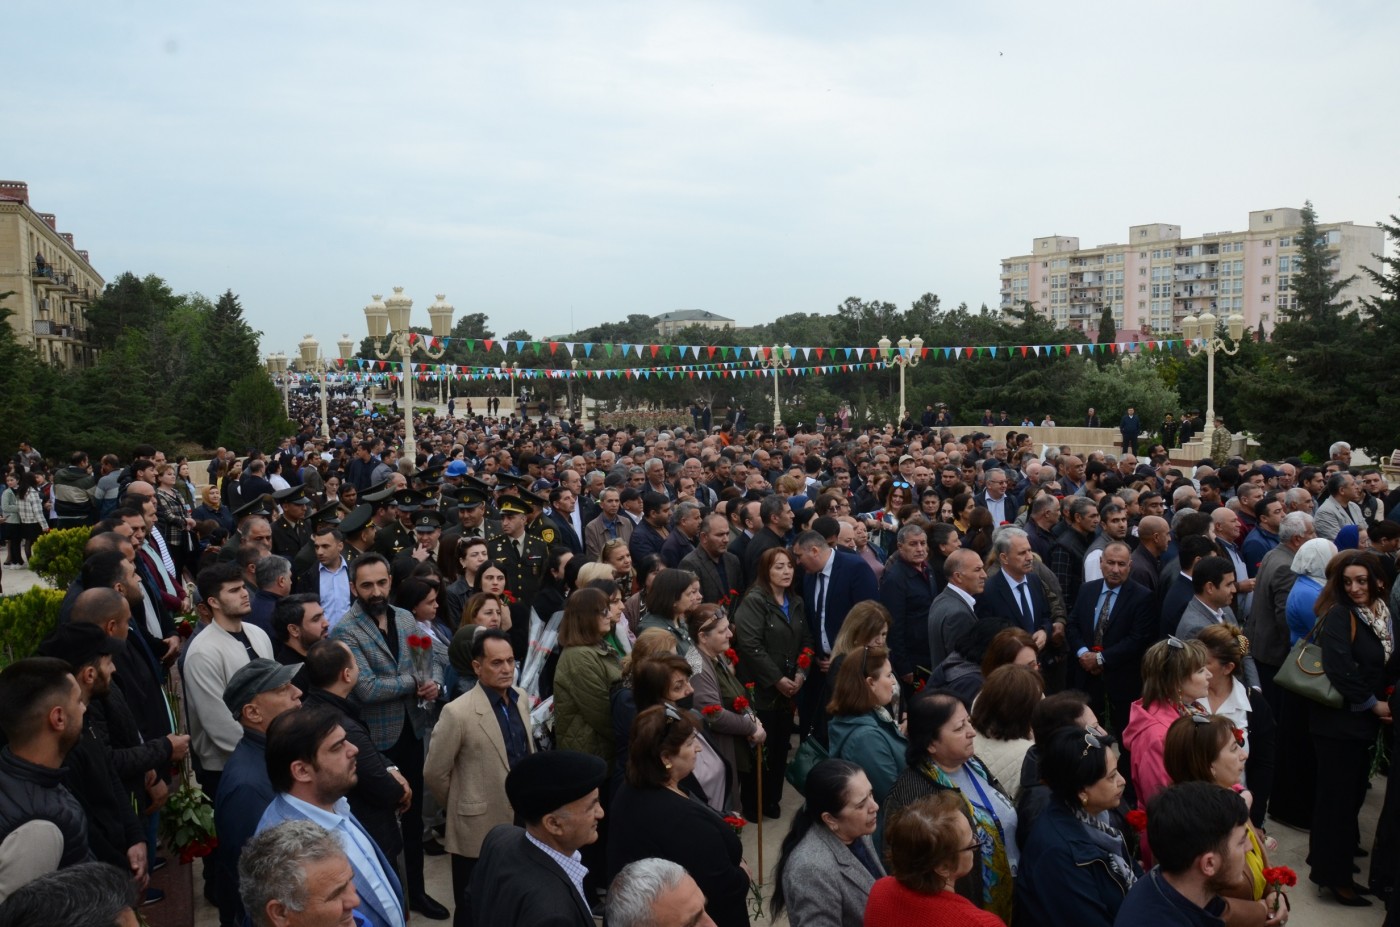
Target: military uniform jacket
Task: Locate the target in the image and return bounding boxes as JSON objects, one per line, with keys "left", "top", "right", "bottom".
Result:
{"left": 487, "top": 533, "right": 548, "bottom": 601}
{"left": 374, "top": 521, "right": 415, "bottom": 559}
{"left": 270, "top": 516, "right": 308, "bottom": 559}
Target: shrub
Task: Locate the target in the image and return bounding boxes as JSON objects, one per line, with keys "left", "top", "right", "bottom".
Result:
{"left": 29, "top": 526, "right": 90, "bottom": 590}
{"left": 0, "top": 587, "right": 65, "bottom": 669}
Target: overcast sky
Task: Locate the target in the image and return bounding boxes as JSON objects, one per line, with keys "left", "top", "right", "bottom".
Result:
{"left": 11, "top": 1, "right": 1397, "bottom": 355}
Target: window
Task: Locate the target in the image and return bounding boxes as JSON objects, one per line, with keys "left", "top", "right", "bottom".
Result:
{"left": 1278, "top": 256, "right": 1291, "bottom": 272}
{"left": 1139, "top": 284, "right": 1147, "bottom": 292}
{"left": 1264, "top": 214, "right": 1273, "bottom": 223}
{"left": 1278, "top": 275, "right": 1290, "bottom": 291}
{"left": 1262, "top": 294, "right": 1270, "bottom": 303}
{"left": 1140, "top": 251, "right": 1148, "bottom": 259}
{"left": 1139, "top": 267, "right": 1147, "bottom": 277}
{"left": 1262, "top": 257, "right": 1271, "bottom": 266}
{"left": 1139, "top": 300, "right": 1147, "bottom": 309}
{"left": 1280, "top": 237, "right": 1292, "bottom": 247}
{"left": 1262, "top": 275, "right": 1271, "bottom": 285}
{"left": 1140, "top": 229, "right": 1148, "bottom": 238}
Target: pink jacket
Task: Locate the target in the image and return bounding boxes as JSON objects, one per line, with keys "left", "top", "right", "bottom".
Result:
{"left": 1122, "top": 699, "right": 1184, "bottom": 864}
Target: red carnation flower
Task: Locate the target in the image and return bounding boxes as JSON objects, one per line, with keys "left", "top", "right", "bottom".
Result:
{"left": 1125, "top": 809, "right": 1148, "bottom": 832}
{"left": 1262, "top": 865, "right": 1297, "bottom": 888}
{"left": 1090, "top": 645, "right": 1103, "bottom": 653}
{"left": 732, "top": 696, "right": 750, "bottom": 713}
{"left": 724, "top": 648, "right": 739, "bottom": 665}
{"left": 701, "top": 705, "right": 723, "bottom": 717}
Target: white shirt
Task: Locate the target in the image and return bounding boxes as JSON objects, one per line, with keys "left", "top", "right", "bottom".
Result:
{"left": 814, "top": 550, "right": 836, "bottom": 652}
{"left": 985, "top": 493, "right": 1008, "bottom": 525}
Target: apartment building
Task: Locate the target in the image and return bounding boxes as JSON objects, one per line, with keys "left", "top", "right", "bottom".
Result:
{"left": 999, "top": 208, "right": 1383, "bottom": 339}
{"left": 0, "top": 180, "right": 103, "bottom": 368}
{"left": 654, "top": 309, "right": 735, "bottom": 339}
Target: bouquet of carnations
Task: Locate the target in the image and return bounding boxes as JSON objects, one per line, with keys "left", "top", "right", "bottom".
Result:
{"left": 406, "top": 634, "right": 435, "bottom": 710}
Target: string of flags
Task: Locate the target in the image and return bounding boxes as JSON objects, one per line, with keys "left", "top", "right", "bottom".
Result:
{"left": 281, "top": 336, "right": 1194, "bottom": 384}
{"left": 386, "top": 334, "right": 1191, "bottom": 365}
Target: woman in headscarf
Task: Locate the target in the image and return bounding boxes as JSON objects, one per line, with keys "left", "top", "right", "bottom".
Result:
{"left": 1270, "top": 536, "right": 1337, "bottom": 832}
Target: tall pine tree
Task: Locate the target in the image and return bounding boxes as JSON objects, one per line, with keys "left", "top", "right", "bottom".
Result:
{"left": 1355, "top": 207, "right": 1400, "bottom": 456}
{"left": 1229, "top": 201, "right": 1364, "bottom": 457}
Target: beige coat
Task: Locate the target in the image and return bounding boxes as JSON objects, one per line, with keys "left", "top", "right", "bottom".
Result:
{"left": 424, "top": 683, "right": 536, "bottom": 858}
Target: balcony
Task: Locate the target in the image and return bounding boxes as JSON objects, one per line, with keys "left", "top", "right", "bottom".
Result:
{"left": 34, "top": 319, "right": 55, "bottom": 336}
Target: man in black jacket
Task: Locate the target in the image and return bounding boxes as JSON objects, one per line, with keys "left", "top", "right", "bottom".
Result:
{"left": 300, "top": 640, "right": 411, "bottom": 876}
{"left": 0, "top": 656, "right": 93, "bottom": 872}
{"left": 35, "top": 625, "right": 144, "bottom": 886}
{"left": 472, "top": 751, "right": 606, "bottom": 927}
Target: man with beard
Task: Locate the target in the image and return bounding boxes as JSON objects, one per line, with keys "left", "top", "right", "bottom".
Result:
{"left": 254, "top": 705, "right": 406, "bottom": 927}
{"left": 329, "top": 555, "right": 446, "bottom": 920}
{"left": 35, "top": 623, "right": 146, "bottom": 890}
{"left": 0, "top": 658, "right": 93, "bottom": 872}
{"left": 1114, "top": 783, "right": 1252, "bottom": 923}
{"left": 184, "top": 563, "right": 274, "bottom": 801}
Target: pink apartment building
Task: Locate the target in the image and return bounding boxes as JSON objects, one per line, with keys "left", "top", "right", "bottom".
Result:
{"left": 999, "top": 208, "right": 1384, "bottom": 340}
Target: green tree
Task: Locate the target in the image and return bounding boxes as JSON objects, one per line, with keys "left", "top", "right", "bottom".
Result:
{"left": 185, "top": 290, "right": 262, "bottom": 446}
{"left": 1230, "top": 201, "right": 1364, "bottom": 457}
{"left": 1354, "top": 208, "right": 1400, "bottom": 456}
{"left": 218, "top": 372, "right": 294, "bottom": 453}
{"left": 1094, "top": 306, "right": 1117, "bottom": 369}
{"left": 1065, "top": 357, "right": 1181, "bottom": 436}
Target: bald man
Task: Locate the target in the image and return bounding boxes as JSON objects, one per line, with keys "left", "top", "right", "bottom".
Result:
{"left": 927, "top": 549, "right": 987, "bottom": 670}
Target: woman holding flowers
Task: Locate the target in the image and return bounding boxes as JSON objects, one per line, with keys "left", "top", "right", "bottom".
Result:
{"left": 734, "top": 546, "right": 812, "bottom": 820}
{"left": 688, "top": 603, "right": 766, "bottom": 814}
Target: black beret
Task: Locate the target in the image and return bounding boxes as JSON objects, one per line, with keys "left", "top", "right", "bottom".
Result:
{"left": 505, "top": 751, "right": 607, "bottom": 822}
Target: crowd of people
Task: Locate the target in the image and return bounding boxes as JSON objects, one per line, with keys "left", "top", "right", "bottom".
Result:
{"left": 1, "top": 391, "right": 1398, "bottom": 927}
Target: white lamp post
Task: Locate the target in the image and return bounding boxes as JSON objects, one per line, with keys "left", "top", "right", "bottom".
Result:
{"left": 764, "top": 344, "right": 791, "bottom": 426}
{"left": 364, "top": 288, "right": 453, "bottom": 461}
{"left": 1180, "top": 309, "right": 1245, "bottom": 450}
{"left": 878, "top": 334, "right": 924, "bottom": 424}
{"left": 266, "top": 352, "right": 290, "bottom": 416}
{"left": 298, "top": 333, "right": 356, "bottom": 439}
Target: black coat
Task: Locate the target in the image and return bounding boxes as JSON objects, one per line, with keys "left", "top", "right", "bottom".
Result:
{"left": 975, "top": 570, "right": 1051, "bottom": 638}
{"left": 1313, "top": 603, "right": 1400, "bottom": 741}
{"left": 471, "top": 825, "right": 595, "bottom": 927}
{"left": 0, "top": 748, "right": 92, "bottom": 868}
{"left": 878, "top": 555, "right": 938, "bottom": 681}
{"left": 1158, "top": 573, "right": 1195, "bottom": 638}
{"left": 606, "top": 783, "right": 751, "bottom": 927}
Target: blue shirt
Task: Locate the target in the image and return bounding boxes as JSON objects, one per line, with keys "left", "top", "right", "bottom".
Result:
{"left": 525, "top": 831, "right": 590, "bottom": 908}
{"left": 272, "top": 795, "right": 405, "bottom": 927}
{"left": 319, "top": 558, "right": 352, "bottom": 628}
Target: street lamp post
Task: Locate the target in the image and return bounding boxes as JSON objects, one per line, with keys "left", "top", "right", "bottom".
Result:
{"left": 764, "top": 344, "right": 791, "bottom": 427}
{"left": 266, "top": 352, "right": 290, "bottom": 416}
{"left": 363, "top": 288, "right": 454, "bottom": 462}
{"left": 298, "top": 334, "right": 356, "bottom": 439}
{"left": 571, "top": 358, "right": 583, "bottom": 426}
{"left": 1180, "top": 309, "right": 1244, "bottom": 451}
{"left": 878, "top": 334, "right": 924, "bottom": 424}
{"left": 501, "top": 361, "right": 516, "bottom": 413}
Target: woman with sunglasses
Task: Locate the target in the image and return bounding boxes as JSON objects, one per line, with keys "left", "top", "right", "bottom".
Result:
{"left": 1308, "top": 550, "right": 1397, "bottom": 906}
{"left": 688, "top": 603, "right": 765, "bottom": 812}
{"left": 608, "top": 704, "right": 752, "bottom": 927}
{"left": 883, "top": 689, "right": 1018, "bottom": 922}
{"left": 734, "top": 546, "right": 812, "bottom": 820}
{"left": 1015, "top": 727, "right": 1140, "bottom": 927}
{"left": 1121, "top": 636, "right": 1211, "bottom": 862}
{"left": 827, "top": 643, "right": 906, "bottom": 850}
{"left": 1163, "top": 715, "right": 1288, "bottom": 922}
{"left": 864, "top": 790, "right": 1007, "bottom": 926}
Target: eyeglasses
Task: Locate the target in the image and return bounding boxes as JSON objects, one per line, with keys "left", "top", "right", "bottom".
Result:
{"left": 959, "top": 841, "right": 981, "bottom": 853}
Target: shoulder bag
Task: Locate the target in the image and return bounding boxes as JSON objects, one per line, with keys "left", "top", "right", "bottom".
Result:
{"left": 1274, "top": 610, "right": 1354, "bottom": 709}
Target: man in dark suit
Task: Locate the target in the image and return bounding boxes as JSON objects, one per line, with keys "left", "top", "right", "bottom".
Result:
{"left": 628, "top": 492, "right": 672, "bottom": 566}
{"left": 1065, "top": 541, "right": 1155, "bottom": 737}
{"left": 680, "top": 513, "right": 742, "bottom": 606}
{"left": 878, "top": 524, "right": 939, "bottom": 689}
{"left": 977, "top": 527, "right": 1052, "bottom": 648}
{"left": 973, "top": 467, "right": 1021, "bottom": 528}
{"left": 471, "top": 751, "right": 606, "bottom": 927}
{"left": 1159, "top": 535, "right": 1217, "bottom": 639}
{"left": 725, "top": 499, "right": 760, "bottom": 586}
{"left": 545, "top": 487, "right": 584, "bottom": 556}
{"left": 927, "top": 549, "right": 987, "bottom": 670}
{"left": 794, "top": 530, "right": 879, "bottom": 737}
{"left": 743, "top": 495, "right": 792, "bottom": 587}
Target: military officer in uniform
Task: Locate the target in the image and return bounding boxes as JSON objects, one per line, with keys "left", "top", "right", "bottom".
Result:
{"left": 217, "top": 493, "right": 275, "bottom": 563}
{"left": 521, "top": 490, "right": 556, "bottom": 547}
{"left": 270, "top": 485, "right": 311, "bottom": 559}
{"left": 394, "top": 509, "right": 445, "bottom": 580}
{"left": 374, "top": 489, "right": 420, "bottom": 560}
{"left": 487, "top": 495, "right": 548, "bottom": 660}
{"left": 440, "top": 485, "right": 500, "bottom": 547}
{"left": 339, "top": 503, "right": 376, "bottom": 563}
